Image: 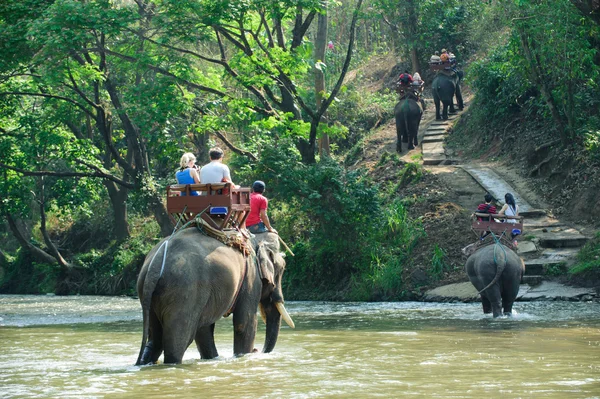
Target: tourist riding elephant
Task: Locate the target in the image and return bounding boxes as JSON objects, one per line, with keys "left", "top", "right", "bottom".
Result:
{"left": 135, "top": 229, "right": 294, "bottom": 365}
{"left": 465, "top": 243, "right": 525, "bottom": 318}
{"left": 394, "top": 96, "right": 423, "bottom": 152}
{"left": 432, "top": 70, "right": 464, "bottom": 120}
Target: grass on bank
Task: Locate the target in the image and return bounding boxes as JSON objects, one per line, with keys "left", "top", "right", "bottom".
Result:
{"left": 569, "top": 231, "right": 600, "bottom": 275}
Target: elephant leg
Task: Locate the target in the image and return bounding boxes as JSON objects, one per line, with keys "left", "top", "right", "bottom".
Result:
{"left": 162, "top": 311, "right": 196, "bottom": 364}
{"left": 502, "top": 280, "right": 521, "bottom": 316}
{"left": 481, "top": 295, "right": 492, "bottom": 314}
{"left": 401, "top": 120, "right": 408, "bottom": 143}
{"left": 195, "top": 323, "right": 219, "bottom": 359}
{"left": 233, "top": 312, "right": 258, "bottom": 356}
{"left": 442, "top": 104, "right": 449, "bottom": 120}
{"left": 485, "top": 285, "right": 504, "bottom": 318}
{"left": 434, "top": 98, "right": 442, "bottom": 120}
{"left": 502, "top": 297, "right": 515, "bottom": 316}
{"left": 413, "top": 119, "right": 421, "bottom": 147}
{"left": 395, "top": 117, "right": 403, "bottom": 153}
{"left": 140, "top": 311, "right": 164, "bottom": 364}
{"left": 456, "top": 85, "right": 464, "bottom": 110}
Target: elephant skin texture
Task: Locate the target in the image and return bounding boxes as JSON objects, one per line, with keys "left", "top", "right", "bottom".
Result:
{"left": 135, "top": 229, "right": 292, "bottom": 365}
{"left": 465, "top": 243, "right": 525, "bottom": 318}
{"left": 432, "top": 71, "right": 464, "bottom": 120}
{"left": 394, "top": 97, "right": 423, "bottom": 153}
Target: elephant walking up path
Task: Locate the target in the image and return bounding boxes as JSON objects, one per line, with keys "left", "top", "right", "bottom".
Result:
{"left": 418, "top": 102, "right": 594, "bottom": 303}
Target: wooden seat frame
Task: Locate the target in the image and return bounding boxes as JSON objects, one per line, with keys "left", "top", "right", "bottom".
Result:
{"left": 471, "top": 212, "right": 524, "bottom": 237}
{"left": 166, "top": 183, "right": 251, "bottom": 231}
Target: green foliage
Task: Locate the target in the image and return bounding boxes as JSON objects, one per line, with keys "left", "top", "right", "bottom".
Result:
{"left": 396, "top": 162, "right": 424, "bottom": 190}
{"left": 569, "top": 231, "right": 600, "bottom": 275}
{"left": 468, "top": 0, "right": 600, "bottom": 150}
{"left": 327, "top": 87, "right": 396, "bottom": 150}
{"left": 0, "top": 251, "right": 61, "bottom": 294}
{"left": 429, "top": 244, "right": 449, "bottom": 280}
{"left": 544, "top": 262, "right": 567, "bottom": 276}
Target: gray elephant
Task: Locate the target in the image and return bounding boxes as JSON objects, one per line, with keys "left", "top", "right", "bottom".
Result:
{"left": 135, "top": 229, "right": 294, "bottom": 365}
{"left": 432, "top": 70, "right": 464, "bottom": 120}
{"left": 394, "top": 96, "right": 423, "bottom": 152}
{"left": 465, "top": 243, "right": 525, "bottom": 317}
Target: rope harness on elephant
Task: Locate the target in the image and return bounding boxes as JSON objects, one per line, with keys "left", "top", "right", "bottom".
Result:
{"left": 146, "top": 205, "right": 211, "bottom": 279}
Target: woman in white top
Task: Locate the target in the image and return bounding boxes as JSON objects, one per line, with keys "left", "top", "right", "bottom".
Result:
{"left": 498, "top": 192, "right": 521, "bottom": 245}
{"left": 497, "top": 192, "right": 519, "bottom": 223}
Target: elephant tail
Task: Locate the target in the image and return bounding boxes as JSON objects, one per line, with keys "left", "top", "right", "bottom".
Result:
{"left": 402, "top": 100, "right": 410, "bottom": 137}
{"left": 135, "top": 240, "right": 169, "bottom": 366}
{"left": 477, "top": 243, "right": 507, "bottom": 295}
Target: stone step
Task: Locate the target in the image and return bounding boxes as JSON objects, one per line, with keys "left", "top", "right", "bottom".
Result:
{"left": 427, "top": 127, "right": 449, "bottom": 133}
{"left": 528, "top": 227, "right": 589, "bottom": 248}
{"left": 516, "top": 241, "right": 537, "bottom": 255}
{"left": 520, "top": 209, "right": 547, "bottom": 218}
{"left": 422, "top": 135, "right": 447, "bottom": 143}
{"left": 524, "top": 263, "right": 544, "bottom": 275}
{"left": 424, "top": 129, "right": 448, "bottom": 136}
{"left": 423, "top": 154, "right": 447, "bottom": 165}
{"left": 522, "top": 275, "right": 544, "bottom": 286}
{"left": 422, "top": 141, "right": 445, "bottom": 155}
{"left": 523, "top": 217, "right": 563, "bottom": 229}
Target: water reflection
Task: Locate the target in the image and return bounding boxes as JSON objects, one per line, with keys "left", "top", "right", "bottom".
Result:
{"left": 0, "top": 296, "right": 599, "bottom": 398}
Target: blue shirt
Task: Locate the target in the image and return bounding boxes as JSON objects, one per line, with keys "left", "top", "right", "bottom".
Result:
{"left": 175, "top": 168, "right": 199, "bottom": 196}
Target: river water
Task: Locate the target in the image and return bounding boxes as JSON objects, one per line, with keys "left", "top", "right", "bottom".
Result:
{"left": 0, "top": 295, "right": 599, "bottom": 398}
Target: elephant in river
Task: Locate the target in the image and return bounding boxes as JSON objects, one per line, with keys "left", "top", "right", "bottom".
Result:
{"left": 432, "top": 70, "right": 464, "bottom": 120}
{"left": 465, "top": 244, "right": 525, "bottom": 318}
{"left": 394, "top": 96, "right": 423, "bottom": 152}
{"left": 135, "top": 229, "right": 294, "bottom": 365}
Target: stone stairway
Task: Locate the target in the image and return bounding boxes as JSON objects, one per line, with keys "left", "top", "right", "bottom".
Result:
{"left": 418, "top": 109, "right": 595, "bottom": 302}
{"left": 419, "top": 111, "right": 589, "bottom": 289}
{"left": 459, "top": 167, "right": 589, "bottom": 287}
{"left": 422, "top": 117, "right": 458, "bottom": 165}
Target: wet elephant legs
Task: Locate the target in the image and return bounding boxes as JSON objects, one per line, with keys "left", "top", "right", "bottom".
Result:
{"left": 481, "top": 295, "right": 492, "bottom": 314}
{"left": 162, "top": 311, "right": 197, "bottom": 364}
{"left": 233, "top": 312, "right": 257, "bottom": 355}
{"left": 195, "top": 324, "right": 219, "bottom": 359}
{"left": 140, "top": 311, "right": 164, "bottom": 364}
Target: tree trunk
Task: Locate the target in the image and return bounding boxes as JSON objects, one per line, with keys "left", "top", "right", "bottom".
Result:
{"left": 406, "top": 0, "right": 421, "bottom": 73}
{"left": 518, "top": 29, "right": 569, "bottom": 145}
{"left": 315, "top": 2, "right": 330, "bottom": 158}
{"left": 38, "top": 177, "right": 69, "bottom": 268}
{"left": 105, "top": 181, "right": 130, "bottom": 241}
{"left": 4, "top": 212, "right": 57, "bottom": 265}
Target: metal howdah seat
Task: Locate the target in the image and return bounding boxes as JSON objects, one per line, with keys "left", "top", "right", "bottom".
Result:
{"left": 472, "top": 213, "right": 524, "bottom": 239}
{"left": 166, "top": 183, "right": 251, "bottom": 231}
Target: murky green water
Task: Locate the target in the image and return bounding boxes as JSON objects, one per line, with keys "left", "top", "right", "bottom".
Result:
{"left": 1, "top": 296, "right": 599, "bottom": 398}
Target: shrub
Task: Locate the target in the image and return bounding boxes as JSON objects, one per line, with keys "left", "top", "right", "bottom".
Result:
{"left": 569, "top": 231, "right": 600, "bottom": 275}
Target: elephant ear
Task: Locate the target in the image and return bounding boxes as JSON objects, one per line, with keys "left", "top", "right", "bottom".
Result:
{"left": 257, "top": 243, "right": 275, "bottom": 288}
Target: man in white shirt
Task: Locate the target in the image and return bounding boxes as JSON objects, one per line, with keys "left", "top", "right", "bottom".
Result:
{"left": 200, "top": 147, "right": 235, "bottom": 185}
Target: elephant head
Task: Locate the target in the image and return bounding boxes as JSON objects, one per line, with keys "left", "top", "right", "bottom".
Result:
{"left": 253, "top": 234, "right": 295, "bottom": 353}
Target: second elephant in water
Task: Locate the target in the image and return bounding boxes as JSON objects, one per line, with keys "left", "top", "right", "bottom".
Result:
{"left": 465, "top": 243, "right": 525, "bottom": 317}
{"left": 394, "top": 96, "right": 423, "bottom": 153}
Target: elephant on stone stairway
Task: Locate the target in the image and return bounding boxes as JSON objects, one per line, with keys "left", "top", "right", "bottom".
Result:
{"left": 135, "top": 229, "right": 294, "bottom": 365}
{"left": 465, "top": 243, "right": 525, "bottom": 318}
{"left": 394, "top": 96, "right": 423, "bottom": 153}
{"left": 432, "top": 70, "right": 464, "bottom": 120}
